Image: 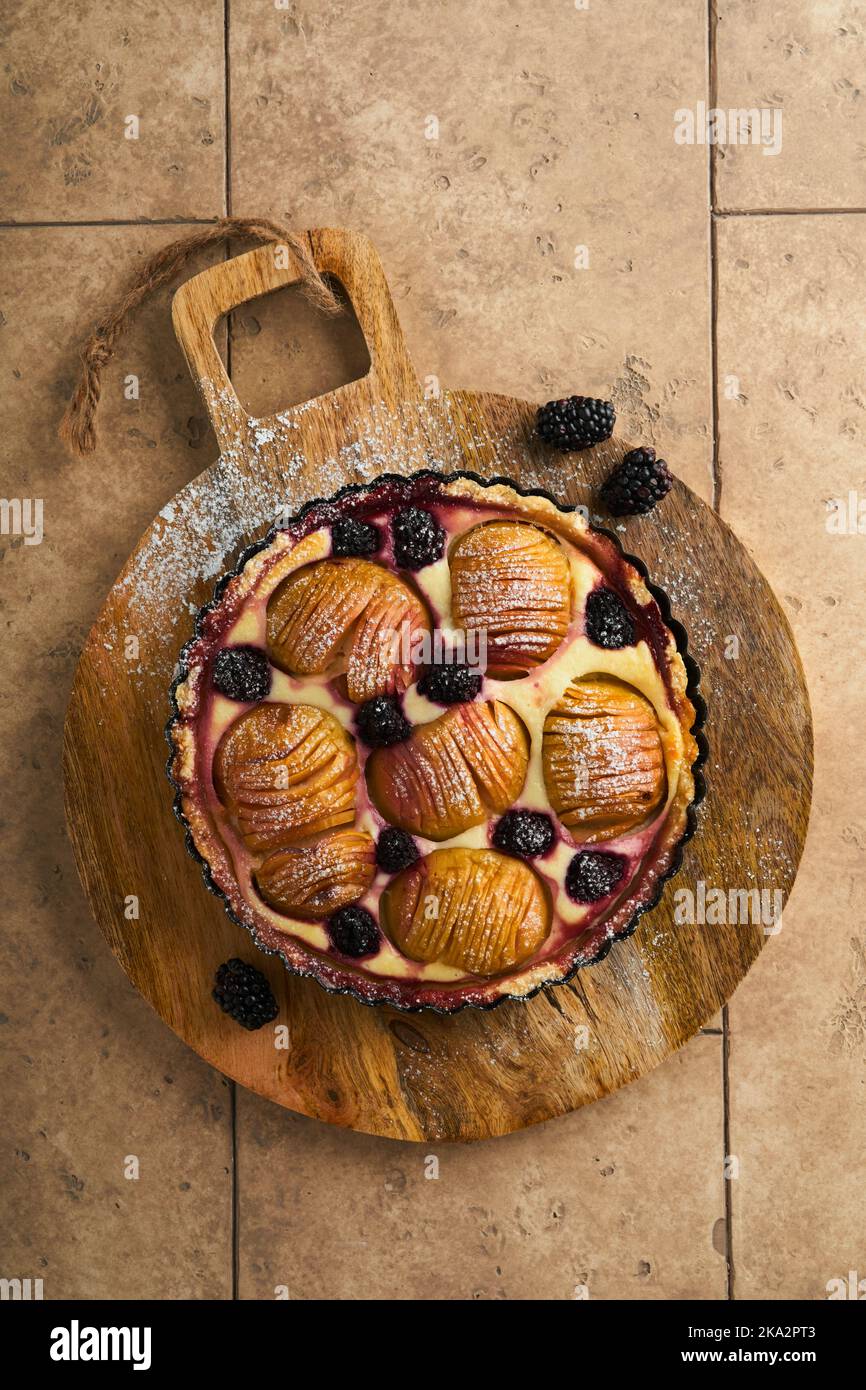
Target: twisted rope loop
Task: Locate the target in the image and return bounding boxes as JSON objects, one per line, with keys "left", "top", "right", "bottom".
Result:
{"left": 59, "top": 217, "right": 339, "bottom": 457}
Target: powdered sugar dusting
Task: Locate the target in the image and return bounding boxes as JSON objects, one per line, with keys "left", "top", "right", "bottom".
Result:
{"left": 107, "top": 391, "right": 512, "bottom": 677}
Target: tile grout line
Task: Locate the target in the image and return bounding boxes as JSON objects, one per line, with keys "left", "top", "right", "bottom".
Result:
{"left": 710, "top": 215, "right": 721, "bottom": 512}
{"left": 715, "top": 207, "right": 866, "bottom": 218}
{"left": 708, "top": 0, "right": 721, "bottom": 514}
{"left": 707, "top": 0, "right": 718, "bottom": 220}
{"left": 4, "top": 209, "right": 864, "bottom": 235}
{"left": 722, "top": 1005, "right": 734, "bottom": 1299}
{"left": 223, "top": 0, "right": 240, "bottom": 1306}
{"left": 0, "top": 218, "right": 221, "bottom": 229}
{"left": 230, "top": 1078, "right": 239, "bottom": 1301}
{"left": 224, "top": 0, "right": 233, "bottom": 220}
{"left": 707, "top": 0, "right": 734, "bottom": 1302}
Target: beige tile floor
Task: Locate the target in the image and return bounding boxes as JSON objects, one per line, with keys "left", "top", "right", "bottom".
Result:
{"left": 1, "top": 0, "right": 862, "bottom": 1300}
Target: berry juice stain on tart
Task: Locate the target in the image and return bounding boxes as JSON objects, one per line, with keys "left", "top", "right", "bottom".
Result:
{"left": 167, "top": 473, "right": 701, "bottom": 1012}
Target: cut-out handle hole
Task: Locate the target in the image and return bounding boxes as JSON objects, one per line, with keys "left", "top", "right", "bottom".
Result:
{"left": 218, "top": 275, "right": 371, "bottom": 419}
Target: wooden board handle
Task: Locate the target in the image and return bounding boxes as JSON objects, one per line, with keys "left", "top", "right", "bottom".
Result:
{"left": 171, "top": 228, "right": 420, "bottom": 454}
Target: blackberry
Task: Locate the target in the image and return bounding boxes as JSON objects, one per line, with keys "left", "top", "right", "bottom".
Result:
{"left": 375, "top": 827, "right": 419, "bottom": 874}
{"left": 212, "top": 646, "right": 271, "bottom": 703}
{"left": 600, "top": 447, "right": 673, "bottom": 516}
{"left": 391, "top": 507, "right": 446, "bottom": 570}
{"left": 584, "top": 587, "right": 636, "bottom": 649}
{"left": 417, "top": 662, "right": 482, "bottom": 705}
{"left": 212, "top": 958, "right": 279, "bottom": 1030}
{"left": 493, "top": 810, "right": 555, "bottom": 859}
{"left": 536, "top": 396, "right": 615, "bottom": 452}
{"left": 565, "top": 850, "right": 626, "bottom": 904}
{"left": 356, "top": 695, "right": 412, "bottom": 748}
{"left": 329, "top": 905, "right": 379, "bottom": 958}
{"left": 331, "top": 515, "right": 381, "bottom": 557}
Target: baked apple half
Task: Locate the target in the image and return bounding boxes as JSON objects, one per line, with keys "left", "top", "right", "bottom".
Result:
{"left": 380, "top": 847, "right": 550, "bottom": 975}
{"left": 366, "top": 700, "right": 529, "bottom": 841}
{"left": 449, "top": 520, "right": 571, "bottom": 675}
{"left": 254, "top": 829, "right": 376, "bottom": 919}
{"left": 213, "top": 702, "right": 358, "bottom": 853}
{"left": 542, "top": 675, "right": 667, "bottom": 842}
{"left": 266, "top": 558, "right": 429, "bottom": 701}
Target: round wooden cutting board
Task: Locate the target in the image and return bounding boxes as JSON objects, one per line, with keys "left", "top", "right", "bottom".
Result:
{"left": 63, "top": 229, "right": 813, "bottom": 1142}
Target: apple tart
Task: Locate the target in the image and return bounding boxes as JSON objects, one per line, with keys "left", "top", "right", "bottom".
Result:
{"left": 167, "top": 471, "right": 702, "bottom": 1012}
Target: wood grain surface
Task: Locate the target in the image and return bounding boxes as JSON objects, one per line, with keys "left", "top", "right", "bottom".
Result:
{"left": 63, "top": 230, "right": 813, "bottom": 1142}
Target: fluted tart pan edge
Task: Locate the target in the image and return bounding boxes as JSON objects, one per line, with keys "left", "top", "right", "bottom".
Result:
{"left": 166, "top": 469, "right": 707, "bottom": 1015}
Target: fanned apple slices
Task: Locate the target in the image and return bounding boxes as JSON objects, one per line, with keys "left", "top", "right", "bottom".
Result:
{"left": 366, "top": 700, "right": 529, "bottom": 841}
{"left": 542, "top": 676, "right": 666, "bottom": 841}
{"left": 266, "top": 558, "right": 429, "bottom": 702}
{"left": 380, "top": 848, "right": 551, "bottom": 975}
{"left": 255, "top": 828, "right": 376, "bottom": 919}
{"left": 450, "top": 521, "right": 571, "bottom": 675}
{"left": 214, "top": 703, "right": 358, "bottom": 854}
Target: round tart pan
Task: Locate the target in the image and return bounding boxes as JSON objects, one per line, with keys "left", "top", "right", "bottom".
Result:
{"left": 166, "top": 469, "right": 706, "bottom": 1014}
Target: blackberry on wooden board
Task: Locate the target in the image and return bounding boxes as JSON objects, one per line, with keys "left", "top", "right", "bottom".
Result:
{"left": 600, "top": 447, "right": 673, "bottom": 516}
{"left": 212, "top": 958, "right": 279, "bottom": 1030}
{"left": 536, "top": 395, "right": 615, "bottom": 452}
